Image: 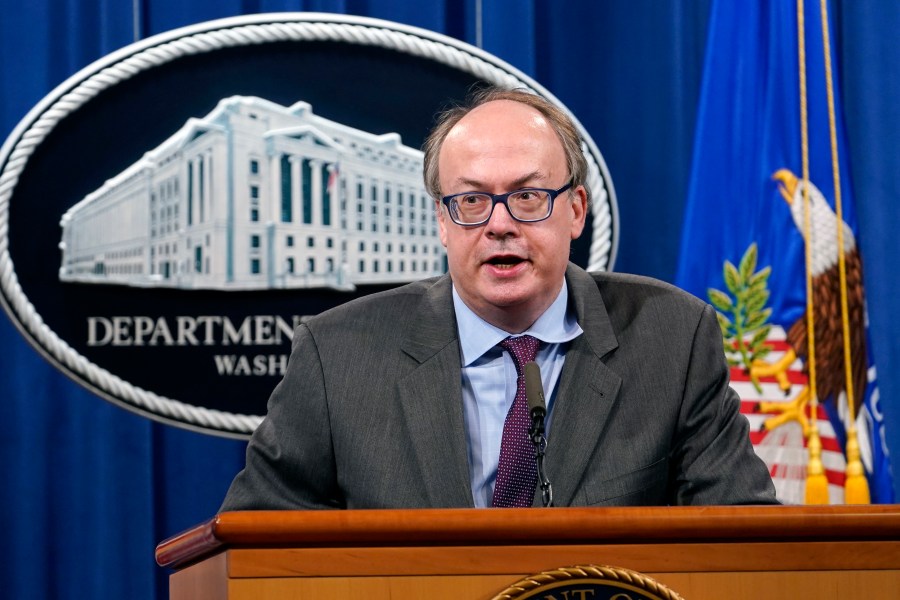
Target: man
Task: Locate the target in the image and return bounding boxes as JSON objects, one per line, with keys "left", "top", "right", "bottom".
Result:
{"left": 220, "top": 87, "right": 777, "bottom": 510}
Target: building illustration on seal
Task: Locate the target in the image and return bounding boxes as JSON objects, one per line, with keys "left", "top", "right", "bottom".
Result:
{"left": 58, "top": 96, "right": 446, "bottom": 290}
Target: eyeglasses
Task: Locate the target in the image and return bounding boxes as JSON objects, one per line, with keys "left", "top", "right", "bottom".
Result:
{"left": 441, "top": 181, "right": 573, "bottom": 226}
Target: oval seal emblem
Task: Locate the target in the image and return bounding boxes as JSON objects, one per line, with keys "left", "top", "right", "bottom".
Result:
{"left": 491, "top": 565, "right": 684, "bottom": 600}
{"left": 0, "top": 13, "right": 618, "bottom": 437}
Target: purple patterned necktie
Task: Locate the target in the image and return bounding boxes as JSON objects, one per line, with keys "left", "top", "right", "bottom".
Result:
{"left": 492, "top": 335, "right": 540, "bottom": 508}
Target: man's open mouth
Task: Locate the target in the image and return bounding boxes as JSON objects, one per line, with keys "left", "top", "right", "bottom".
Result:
{"left": 486, "top": 256, "right": 526, "bottom": 269}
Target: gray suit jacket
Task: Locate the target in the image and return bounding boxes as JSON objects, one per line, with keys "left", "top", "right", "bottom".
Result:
{"left": 221, "top": 264, "right": 777, "bottom": 510}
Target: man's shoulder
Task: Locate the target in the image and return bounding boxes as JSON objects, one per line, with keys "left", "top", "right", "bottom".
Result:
{"left": 590, "top": 270, "right": 698, "bottom": 295}
{"left": 306, "top": 275, "right": 446, "bottom": 329}
{"left": 584, "top": 270, "right": 708, "bottom": 315}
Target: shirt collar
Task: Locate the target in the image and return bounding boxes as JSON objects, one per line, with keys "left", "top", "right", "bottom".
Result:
{"left": 453, "top": 280, "right": 583, "bottom": 367}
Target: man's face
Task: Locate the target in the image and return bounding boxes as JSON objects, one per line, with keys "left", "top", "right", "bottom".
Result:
{"left": 437, "top": 99, "right": 587, "bottom": 332}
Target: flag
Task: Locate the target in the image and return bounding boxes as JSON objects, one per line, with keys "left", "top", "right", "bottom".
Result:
{"left": 675, "top": 0, "right": 894, "bottom": 504}
{"left": 327, "top": 161, "right": 340, "bottom": 196}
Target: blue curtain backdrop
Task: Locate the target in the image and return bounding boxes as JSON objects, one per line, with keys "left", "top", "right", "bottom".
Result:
{"left": 1, "top": 1, "right": 897, "bottom": 598}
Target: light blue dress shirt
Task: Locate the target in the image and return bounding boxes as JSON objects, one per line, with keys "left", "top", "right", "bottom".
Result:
{"left": 452, "top": 282, "right": 583, "bottom": 507}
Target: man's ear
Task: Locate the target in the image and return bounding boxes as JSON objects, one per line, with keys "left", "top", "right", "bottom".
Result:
{"left": 436, "top": 200, "right": 449, "bottom": 247}
{"left": 569, "top": 185, "right": 588, "bottom": 240}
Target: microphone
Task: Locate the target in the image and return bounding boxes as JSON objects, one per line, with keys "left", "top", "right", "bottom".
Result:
{"left": 524, "top": 361, "right": 546, "bottom": 421}
{"left": 524, "top": 361, "right": 553, "bottom": 507}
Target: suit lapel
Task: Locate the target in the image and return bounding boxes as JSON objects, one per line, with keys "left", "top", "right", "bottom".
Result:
{"left": 544, "top": 265, "right": 622, "bottom": 506}
{"left": 392, "top": 267, "right": 621, "bottom": 508}
{"left": 397, "top": 276, "right": 474, "bottom": 507}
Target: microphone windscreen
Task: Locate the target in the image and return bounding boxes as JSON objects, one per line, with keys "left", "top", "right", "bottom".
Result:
{"left": 524, "top": 361, "right": 546, "bottom": 414}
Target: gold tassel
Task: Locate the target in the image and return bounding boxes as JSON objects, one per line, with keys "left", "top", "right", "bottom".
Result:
{"left": 805, "top": 427, "right": 830, "bottom": 504}
{"left": 843, "top": 428, "right": 871, "bottom": 504}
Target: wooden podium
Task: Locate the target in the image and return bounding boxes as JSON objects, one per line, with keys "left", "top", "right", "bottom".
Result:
{"left": 156, "top": 505, "right": 900, "bottom": 599}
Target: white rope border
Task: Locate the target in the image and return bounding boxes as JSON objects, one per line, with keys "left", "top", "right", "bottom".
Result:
{"left": 0, "top": 16, "right": 616, "bottom": 436}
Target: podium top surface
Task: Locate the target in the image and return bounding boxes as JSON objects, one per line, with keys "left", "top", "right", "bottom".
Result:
{"left": 156, "top": 505, "right": 900, "bottom": 569}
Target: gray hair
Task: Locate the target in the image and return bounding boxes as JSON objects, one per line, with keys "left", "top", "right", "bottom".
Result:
{"left": 422, "top": 86, "right": 590, "bottom": 202}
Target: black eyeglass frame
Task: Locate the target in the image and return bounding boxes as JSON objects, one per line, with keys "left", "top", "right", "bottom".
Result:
{"left": 440, "top": 181, "right": 574, "bottom": 226}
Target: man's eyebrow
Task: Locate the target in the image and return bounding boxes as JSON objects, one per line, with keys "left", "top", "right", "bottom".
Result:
{"left": 453, "top": 171, "right": 546, "bottom": 191}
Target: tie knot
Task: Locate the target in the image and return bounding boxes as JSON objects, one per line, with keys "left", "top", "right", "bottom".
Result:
{"left": 499, "top": 335, "right": 540, "bottom": 372}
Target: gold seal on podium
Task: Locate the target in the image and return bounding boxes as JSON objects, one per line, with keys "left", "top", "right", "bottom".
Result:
{"left": 491, "top": 564, "right": 685, "bottom": 600}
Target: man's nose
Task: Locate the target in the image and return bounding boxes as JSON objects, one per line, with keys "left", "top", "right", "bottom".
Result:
{"left": 484, "top": 201, "right": 519, "bottom": 235}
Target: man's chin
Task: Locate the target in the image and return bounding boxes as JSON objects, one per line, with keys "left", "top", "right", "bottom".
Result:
{"left": 480, "top": 287, "right": 535, "bottom": 311}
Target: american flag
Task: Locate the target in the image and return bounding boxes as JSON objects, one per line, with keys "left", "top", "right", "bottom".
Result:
{"left": 327, "top": 162, "right": 340, "bottom": 196}
{"left": 732, "top": 326, "right": 846, "bottom": 504}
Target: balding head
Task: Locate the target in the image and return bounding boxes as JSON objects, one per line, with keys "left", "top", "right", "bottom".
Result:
{"left": 422, "top": 87, "right": 589, "bottom": 203}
